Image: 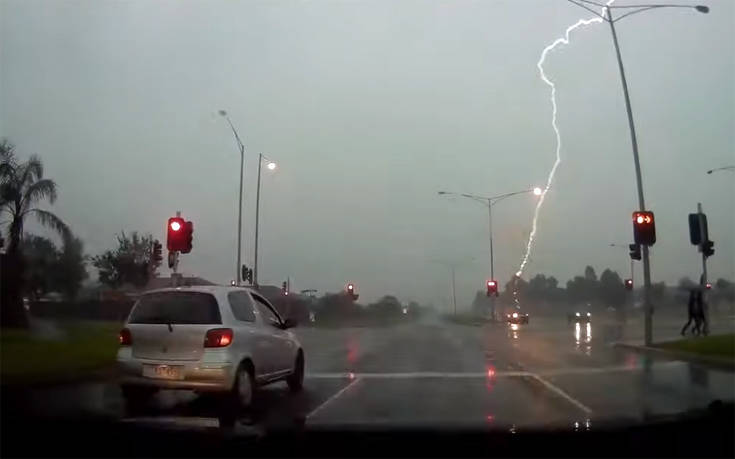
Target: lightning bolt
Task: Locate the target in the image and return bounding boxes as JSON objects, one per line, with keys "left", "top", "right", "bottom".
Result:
{"left": 515, "top": 0, "right": 614, "bottom": 279}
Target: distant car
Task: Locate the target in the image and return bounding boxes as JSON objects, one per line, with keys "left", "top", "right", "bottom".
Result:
{"left": 506, "top": 311, "right": 529, "bottom": 324}
{"left": 567, "top": 311, "right": 591, "bottom": 324}
{"left": 117, "top": 286, "right": 303, "bottom": 418}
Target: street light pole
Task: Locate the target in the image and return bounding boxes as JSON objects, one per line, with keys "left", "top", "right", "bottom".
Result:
{"left": 219, "top": 110, "right": 246, "bottom": 285}
{"left": 566, "top": 0, "right": 709, "bottom": 346}
{"left": 253, "top": 154, "right": 277, "bottom": 287}
{"left": 254, "top": 153, "right": 263, "bottom": 287}
{"left": 607, "top": 10, "right": 654, "bottom": 346}
{"left": 439, "top": 187, "right": 542, "bottom": 320}
{"left": 488, "top": 203, "right": 494, "bottom": 281}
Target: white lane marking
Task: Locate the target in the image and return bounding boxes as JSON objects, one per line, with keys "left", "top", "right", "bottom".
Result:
{"left": 529, "top": 374, "right": 592, "bottom": 414}
{"left": 305, "top": 362, "right": 677, "bottom": 380}
{"left": 307, "top": 371, "right": 525, "bottom": 379}
{"left": 306, "top": 377, "right": 362, "bottom": 420}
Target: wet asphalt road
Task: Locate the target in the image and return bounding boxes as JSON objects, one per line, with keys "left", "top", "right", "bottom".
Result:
{"left": 7, "top": 313, "right": 734, "bottom": 434}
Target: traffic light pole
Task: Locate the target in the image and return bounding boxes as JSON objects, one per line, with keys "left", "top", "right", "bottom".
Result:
{"left": 697, "top": 202, "right": 709, "bottom": 333}
{"left": 609, "top": 12, "right": 653, "bottom": 346}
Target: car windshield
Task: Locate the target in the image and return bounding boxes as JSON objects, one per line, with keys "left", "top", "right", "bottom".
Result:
{"left": 129, "top": 292, "right": 221, "bottom": 325}
{"left": 1, "top": 0, "right": 733, "bottom": 456}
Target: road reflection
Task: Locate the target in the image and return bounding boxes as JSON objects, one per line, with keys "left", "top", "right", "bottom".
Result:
{"left": 507, "top": 323, "right": 520, "bottom": 340}
{"left": 573, "top": 322, "right": 592, "bottom": 355}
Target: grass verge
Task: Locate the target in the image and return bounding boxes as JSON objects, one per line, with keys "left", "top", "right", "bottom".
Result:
{"left": 656, "top": 334, "right": 735, "bottom": 360}
{"left": 1, "top": 321, "right": 122, "bottom": 386}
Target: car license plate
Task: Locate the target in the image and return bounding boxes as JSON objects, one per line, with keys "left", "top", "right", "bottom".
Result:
{"left": 143, "top": 364, "right": 183, "bottom": 380}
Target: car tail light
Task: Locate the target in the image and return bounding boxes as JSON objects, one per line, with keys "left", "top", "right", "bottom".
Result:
{"left": 119, "top": 328, "right": 132, "bottom": 346}
{"left": 204, "top": 328, "right": 233, "bottom": 348}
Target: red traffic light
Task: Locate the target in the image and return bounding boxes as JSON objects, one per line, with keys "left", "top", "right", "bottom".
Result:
{"left": 167, "top": 217, "right": 185, "bottom": 251}
{"left": 486, "top": 279, "right": 498, "bottom": 296}
{"left": 632, "top": 211, "right": 656, "bottom": 246}
{"left": 705, "top": 282, "right": 712, "bottom": 290}
{"left": 625, "top": 279, "right": 633, "bottom": 290}
{"left": 346, "top": 283, "right": 358, "bottom": 300}
{"left": 167, "top": 217, "right": 193, "bottom": 252}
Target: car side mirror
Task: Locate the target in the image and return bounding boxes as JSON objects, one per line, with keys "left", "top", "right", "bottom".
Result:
{"left": 282, "top": 318, "right": 297, "bottom": 329}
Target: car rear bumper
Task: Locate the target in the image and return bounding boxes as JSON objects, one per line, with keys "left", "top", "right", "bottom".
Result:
{"left": 117, "top": 357, "right": 235, "bottom": 392}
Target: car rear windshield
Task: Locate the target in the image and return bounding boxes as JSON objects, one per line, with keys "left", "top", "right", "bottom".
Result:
{"left": 129, "top": 292, "right": 222, "bottom": 324}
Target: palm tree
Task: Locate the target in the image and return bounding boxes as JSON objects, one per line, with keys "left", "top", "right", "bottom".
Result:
{"left": 1, "top": 139, "right": 69, "bottom": 327}
{"left": 1, "top": 140, "right": 70, "bottom": 254}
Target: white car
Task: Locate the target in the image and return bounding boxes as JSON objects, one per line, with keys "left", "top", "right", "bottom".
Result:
{"left": 116, "top": 285, "right": 303, "bottom": 415}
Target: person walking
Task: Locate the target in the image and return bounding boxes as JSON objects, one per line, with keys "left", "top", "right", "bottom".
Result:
{"left": 681, "top": 289, "right": 699, "bottom": 336}
{"left": 696, "top": 289, "right": 708, "bottom": 336}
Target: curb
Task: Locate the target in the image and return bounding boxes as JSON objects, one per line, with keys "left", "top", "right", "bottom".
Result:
{"left": 613, "top": 342, "right": 735, "bottom": 370}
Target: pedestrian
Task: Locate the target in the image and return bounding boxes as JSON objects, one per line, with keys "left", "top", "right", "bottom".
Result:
{"left": 696, "top": 290, "right": 708, "bottom": 336}
{"left": 681, "top": 289, "right": 698, "bottom": 336}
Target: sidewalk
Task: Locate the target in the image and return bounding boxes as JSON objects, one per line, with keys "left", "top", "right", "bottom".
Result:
{"left": 613, "top": 338, "right": 735, "bottom": 370}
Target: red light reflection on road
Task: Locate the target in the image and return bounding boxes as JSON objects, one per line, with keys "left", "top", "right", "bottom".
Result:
{"left": 485, "top": 365, "right": 497, "bottom": 392}
{"left": 347, "top": 335, "right": 359, "bottom": 364}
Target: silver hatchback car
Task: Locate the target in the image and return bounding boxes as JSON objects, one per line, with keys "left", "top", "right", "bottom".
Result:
{"left": 117, "top": 285, "right": 303, "bottom": 412}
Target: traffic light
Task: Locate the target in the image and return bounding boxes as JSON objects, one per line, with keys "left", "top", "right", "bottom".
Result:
{"left": 167, "top": 217, "right": 193, "bottom": 253}
{"left": 346, "top": 283, "right": 358, "bottom": 300}
{"left": 702, "top": 240, "right": 714, "bottom": 258}
{"left": 486, "top": 280, "right": 498, "bottom": 297}
{"left": 282, "top": 281, "right": 288, "bottom": 296}
{"left": 167, "top": 217, "right": 186, "bottom": 251}
{"left": 152, "top": 240, "right": 163, "bottom": 265}
{"left": 625, "top": 279, "right": 633, "bottom": 290}
{"left": 181, "top": 221, "right": 194, "bottom": 254}
{"left": 241, "top": 265, "right": 253, "bottom": 284}
{"left": 632, "top": 211, "right": 656, "bottom": 246}
{"left": 705, "top": 282, "right": 712, "bottom": 290}
{"left": 688, "top": 213, "right": 708, "bottom": 245}
{"left": 629, "top": 243, "right": 641, "bottom": 261}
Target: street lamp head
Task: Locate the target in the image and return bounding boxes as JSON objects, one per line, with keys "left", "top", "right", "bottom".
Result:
{"left": 706, "top": 169, "right": 713, "bottom": 174}
{"left": 218, "top": 110, "right": 227, "bottom": 116}
{"left": 267, "top": 161, "right": 277, "bottom": 171}
{"left": 533, "top": 187, "right": 543, "bottom": 196}
{"left": 695, "top": 5, "right": 709, "bottom": 13}
{"left": 437, "top": 191, "right": 448, "bottom": 195}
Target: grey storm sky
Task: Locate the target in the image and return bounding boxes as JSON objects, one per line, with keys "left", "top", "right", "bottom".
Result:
{"left": 1, "top": 0, "right": 733, "bottom": 308}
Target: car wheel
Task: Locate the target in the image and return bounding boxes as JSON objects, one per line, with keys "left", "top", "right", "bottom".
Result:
{"left": 234, "top": 364, "right": 255, "bottom": 408}
{"left": 287, "top": 352, "right": 304, "bottom": 392}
